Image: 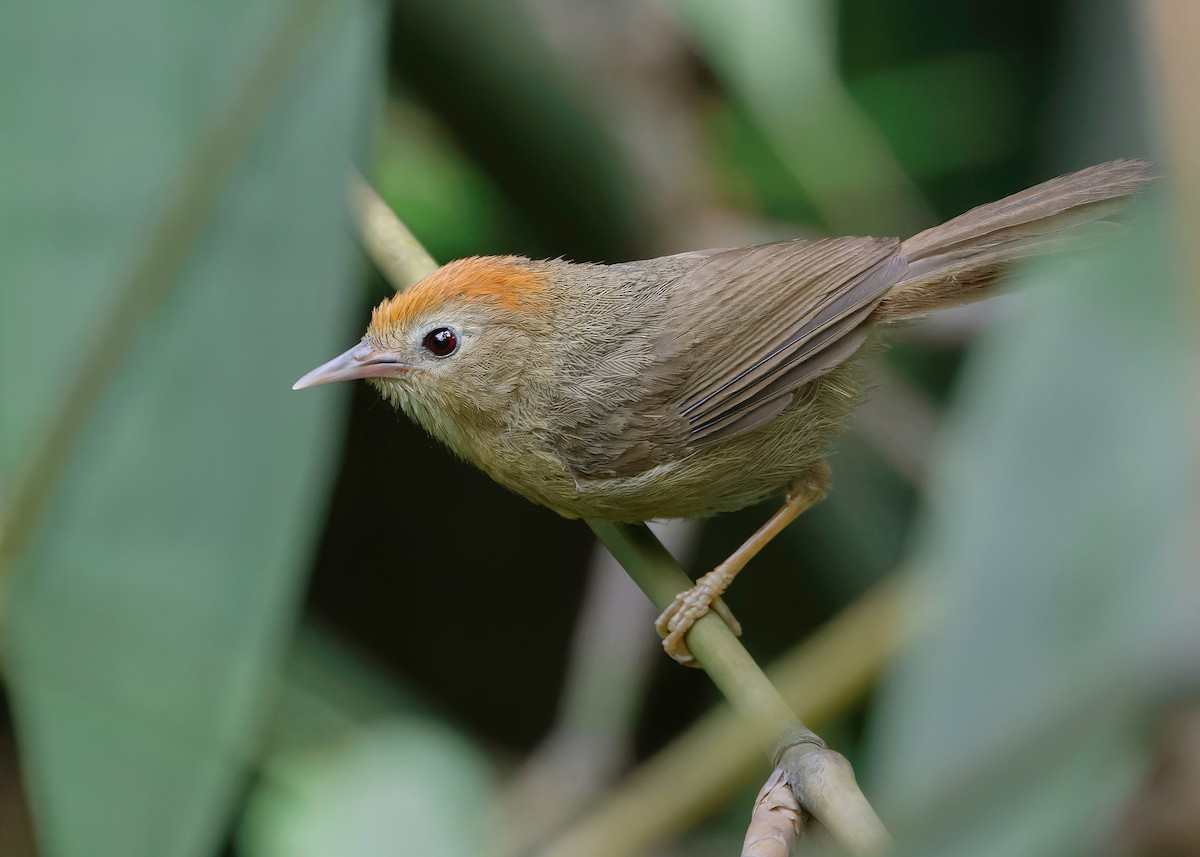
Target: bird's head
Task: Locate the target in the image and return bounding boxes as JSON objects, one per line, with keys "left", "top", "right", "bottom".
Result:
{"left": 293, "top": 256, "right": 555, "bottom": 437}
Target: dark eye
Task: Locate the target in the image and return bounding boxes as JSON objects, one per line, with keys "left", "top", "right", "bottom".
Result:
{"left": 421, "top": 327, "right": 459, "bottom": 357}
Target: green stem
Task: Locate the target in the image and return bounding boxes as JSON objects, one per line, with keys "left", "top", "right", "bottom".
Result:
{"left": 588, "top": 521, "right": 803, "bottom": 748}
{"left": 533, "top": 579, "right": 903, "bottom": 857}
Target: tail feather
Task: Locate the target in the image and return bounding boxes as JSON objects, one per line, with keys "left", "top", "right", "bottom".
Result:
{"left": 877, "top": 159, "right": 1154, "bottom": 321}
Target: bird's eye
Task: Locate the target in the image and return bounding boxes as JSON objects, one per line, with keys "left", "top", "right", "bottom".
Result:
{"left": 421, "top": 327, "right": 459, "bottom": 357}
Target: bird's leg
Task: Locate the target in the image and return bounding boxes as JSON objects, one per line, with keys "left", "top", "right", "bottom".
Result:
{"left": 655, "top": 462, "right": 831, "bottom": 666}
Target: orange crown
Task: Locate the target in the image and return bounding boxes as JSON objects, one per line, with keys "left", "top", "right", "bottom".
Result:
{"left": 368, "top": 256, "right": 550, "bottom": 334}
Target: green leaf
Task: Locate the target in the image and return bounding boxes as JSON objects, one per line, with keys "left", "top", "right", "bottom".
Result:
{"left": 240, "top": 719, "right": 495, "bottom": 857}
{"left": 0, "top": 0, "right": 382, "bottom": 854}
{"left": 670, "top": 0, "right": 930, "bottom": 234}
{"left": 867, "top": 201, "right": 1198, "bottom": 855}
{"left": 259, "top": 622, "right": 424, "bottom": 759}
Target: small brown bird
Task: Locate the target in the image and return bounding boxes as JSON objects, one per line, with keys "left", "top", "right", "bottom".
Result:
{"left": 296, "top": 160, "right": 1151, "bottom": 665}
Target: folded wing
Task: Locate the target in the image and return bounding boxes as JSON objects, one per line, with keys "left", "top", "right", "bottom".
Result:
{"left": 560, "top": 237, "right": 904, "bottom": 479}
{"left": 658, "top": 237, "right": 903, "bottom": 446}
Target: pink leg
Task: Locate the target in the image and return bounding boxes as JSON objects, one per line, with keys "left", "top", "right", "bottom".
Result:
{"left": 655, "top": 464, "right": 830, "bottom": 666}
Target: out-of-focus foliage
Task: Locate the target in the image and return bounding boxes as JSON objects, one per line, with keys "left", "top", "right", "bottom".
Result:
{"left": 373, "top": 102, "right": 512, "bottom": 263}
{"left": 671, "top": 0, "right": 931, "bottom": 235}
{"left": 243, "top": 719, "right": 494, "bottom": 857}
{"left": 0, "top": 0, "right": 381, "bottom": 855}
{"left": 869, "top": 208, "right": 1197, "bottom": 854}
{"left": 2, "top": 0, "right": 1195, "bottom": 855}
{"left": 866, "top": 2, "right": 1198, "bottom": 848}
{"left": 237, "top": 627, "right": 496, "bottom": 857}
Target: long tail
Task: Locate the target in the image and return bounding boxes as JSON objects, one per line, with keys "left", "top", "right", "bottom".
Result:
{"left": 876, "top": 159, "right": 1154, "bottom": 321}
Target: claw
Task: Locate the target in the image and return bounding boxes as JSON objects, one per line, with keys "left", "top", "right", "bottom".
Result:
{"left": 655, "top": 579, "right": 741, "bottom": 666}
{"left": 650, "top": 465, "right": 829, "bottom": 667}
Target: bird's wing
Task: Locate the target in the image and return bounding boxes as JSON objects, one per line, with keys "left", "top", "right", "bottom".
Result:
{"left": 657, "top": 237, "right": 904, "bottom": 446}
{"left": 554, "top": 237, "right": 903, "bottom": 480}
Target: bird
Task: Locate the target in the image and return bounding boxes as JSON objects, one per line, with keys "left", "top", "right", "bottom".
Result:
{"left": 294, "top": 159, "right": 1153, "bottom": 665}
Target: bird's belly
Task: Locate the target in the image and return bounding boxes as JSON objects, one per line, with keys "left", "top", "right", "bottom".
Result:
{"left": 566, "top": 442, "right": 821, "bottom": 521}
{"left": 502, "top": 413, "right": 831, "bottom": 522}
{"left": 478, "top": 368, "right": 865, "bottom": 522}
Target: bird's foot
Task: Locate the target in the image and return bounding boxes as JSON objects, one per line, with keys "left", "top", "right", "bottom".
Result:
{"left": 655, "top": 566, "right": 742, "bottom": 667}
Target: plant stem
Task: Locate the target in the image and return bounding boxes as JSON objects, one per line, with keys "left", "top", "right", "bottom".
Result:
{"left": 590, "top": 521, "right": 891, "bottom": 854}
{"left": 348, "top": 174, "right": 438, "bottom": 284}
{"left": 533, "top": 578, "right": 903, "bottom": 857}
{"left": 589, "top": 522, "right": 802, "bottom": 746}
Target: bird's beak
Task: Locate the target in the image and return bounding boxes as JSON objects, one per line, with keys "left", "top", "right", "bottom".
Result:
{"left": 292, "top": 342, "right": 413, "bottom": 390}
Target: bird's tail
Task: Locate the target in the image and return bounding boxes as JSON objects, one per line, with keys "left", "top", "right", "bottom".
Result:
{"left": 875, "top": 158, "right": 1154, "bottom": 321}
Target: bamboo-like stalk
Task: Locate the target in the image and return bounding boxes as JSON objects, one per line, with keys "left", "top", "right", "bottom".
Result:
{"left": 742, "top": 769, "right": 806, "bottom": 857}
{"left": 348, "top": 173, "right": 439, "bottom": 287}
{"left": 348, "top": 172, "right": 892, "bottom": 854}
{"left": 533, "top": 577, "right": 902, "bottom": 857}
{"left": 1142, "top": 3, "right": 1200, "bottom": 299}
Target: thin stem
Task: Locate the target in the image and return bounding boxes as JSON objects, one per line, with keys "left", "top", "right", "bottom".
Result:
{"left": 589, "top": 522, "right": 803, "bottom": 748}
{"left": 590, "top": 522, "right": 892, "bottom": 854}
{"left": 348, "top": 173, "right": 438, "bottom": 285}
{"left": 741, "top": 768, "right": 805, "bottom": 857}
{"left": 533, "top": 578, "right": 905, "bottom": 857}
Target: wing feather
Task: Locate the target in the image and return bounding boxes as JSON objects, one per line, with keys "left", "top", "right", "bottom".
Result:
{"left": 550, "top": 237, "right": 905, "bottom": 479}
{"left": 660, "top": 237, "right": 902, "bottom": 445}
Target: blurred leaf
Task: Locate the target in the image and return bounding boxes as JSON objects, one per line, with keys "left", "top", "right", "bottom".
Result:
{"left": 790, "top": 431, "right": 913, "bottom": 594}
{"left": 702, "top": 103, "right": 819, "bottom": 226}
{"left": 0, "top": 0, "right": 381, "bottom": 854}
{"left": 240, "top": 719, "right": 495, "bottom": 857}
{"left": 260, "top": 622, "right": 425, "bottom": 758}
{"left": 387, "top": 0, "right": 649, "bottom": 261}
{"left": 246, "top": 625, "right": 498, "bottom": 856}
{"left": 672, "top": 0, "right": 931, "bottom": 234}
{"left": 867, "top": 200, "right": 1198, "bottom": 855}
{"left": 848, "top": 52, "right": 1022, "bottom": 179}
{"left": 374, "top": 100, "right": 510, "bottom": 262}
